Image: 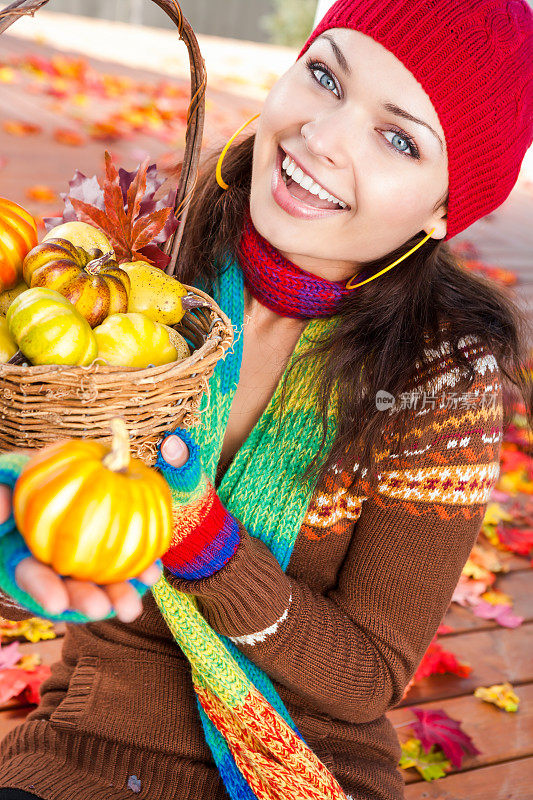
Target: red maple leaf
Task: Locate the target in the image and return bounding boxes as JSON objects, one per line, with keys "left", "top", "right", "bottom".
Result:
{"left": 70, "top": 150, "right": 172, "bottom": 264}
{"left": 496, "top": 524, "right": 533, "bottom": 556}
{"left": 0, "top": 664, "right": 51, "bottom": 706}
{"left": 409, "top": 707, "right": 482, "bottom": 769}
{"left": 412, "top": 639, "right": 471, "bottom": 683}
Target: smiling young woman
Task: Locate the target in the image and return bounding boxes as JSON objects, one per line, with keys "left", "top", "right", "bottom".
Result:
{"left": 0, "top": 1, "right": 532, "bottom": 800}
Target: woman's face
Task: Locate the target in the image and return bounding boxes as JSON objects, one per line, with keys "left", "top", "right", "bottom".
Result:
{"left": 250, "top": 28, "right": 449, "bottom": 283}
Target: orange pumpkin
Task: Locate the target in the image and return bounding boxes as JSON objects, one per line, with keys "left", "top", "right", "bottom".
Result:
{"left": 13, "top": 418, "right": 173, "bottom": 584}
{"left": 0, "top": 198, "right": 38, "bottom": 293}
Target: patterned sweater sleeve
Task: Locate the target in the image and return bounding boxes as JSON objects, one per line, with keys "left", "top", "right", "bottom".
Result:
{"left": 165, "top": 341, "right": 504, "bottom": 724}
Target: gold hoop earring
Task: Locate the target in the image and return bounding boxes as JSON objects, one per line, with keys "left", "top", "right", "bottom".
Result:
{"left": 216, "top": 113, "right": 261, "bottom": 190}
{"left": 345, "top": 228, "right": 437, "bottom": 289}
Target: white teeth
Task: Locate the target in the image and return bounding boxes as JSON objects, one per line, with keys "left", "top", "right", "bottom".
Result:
{"left": 292, "top": 167, "right": 304, "bottom": 183}
{"left": 281, "top": 153, "right": 347, "bottom": 209}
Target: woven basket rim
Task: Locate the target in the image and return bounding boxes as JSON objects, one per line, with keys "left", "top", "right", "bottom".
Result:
{"left": 0, "top": 284, "right": 234, "bottom": 378}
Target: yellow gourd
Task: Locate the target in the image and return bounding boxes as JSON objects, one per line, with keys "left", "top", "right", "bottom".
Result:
{"left": 0, "top": 316, "right": 17, "bottom": 363}
{"left": 7, "top": 287, "right": 97, "bottom": 366}
{"left": 121, "top": 261, "right": 202, "bottom": 325}
{"left": 13, "top": 418, "right": 173, "bottom": 583}
{"left": 94, "top": 312, "right": 189, "bottom": 368}
{"left": 43, "top": 221, "right": 114, "bottom": 260}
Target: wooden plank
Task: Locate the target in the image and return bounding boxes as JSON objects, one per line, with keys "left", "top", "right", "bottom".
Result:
{"left": 443, "top": 569, "right": 533, "bottom": 635}
{"left": 0, "top": 706, "right": 33, "bottom": 742}
{"left": 389, "top": 682, "right": 533, "bottom": 782}
{"left": 397, "top": 623, "right": 533, "bottom": 706}
{"left": 404, "top": 756, "right": 533, "bottom": 799}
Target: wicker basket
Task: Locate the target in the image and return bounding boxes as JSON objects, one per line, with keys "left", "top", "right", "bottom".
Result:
{"left": 0, "top": 0, "right": 234, "bottom": 465}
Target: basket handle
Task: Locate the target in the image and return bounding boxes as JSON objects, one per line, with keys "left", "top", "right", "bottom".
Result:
{"left": 0, "top": 0, "right": 206, "bottom": 278}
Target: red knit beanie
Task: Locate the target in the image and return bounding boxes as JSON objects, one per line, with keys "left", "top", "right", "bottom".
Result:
{"left": 298, "top": 0, "right": 533, "bottom": 241}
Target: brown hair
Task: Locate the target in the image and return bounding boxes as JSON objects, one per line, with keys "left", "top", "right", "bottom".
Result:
{"left": 174, "top": 134, "right": 533, "bottom": 490}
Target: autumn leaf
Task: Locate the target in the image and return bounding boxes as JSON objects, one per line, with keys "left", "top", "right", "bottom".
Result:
{"left": 452, "top": 575, "right": 489, "bottom": 607}
{"left": 410, "top": 637, "right": 471, "bottom": 683}
{"left": 482, "top": 502, "right": 513, "bottom": 528}
{"left": 468, "top": 541, "right": 506, "bottom": 574}
{"left": 471, "top": 600, "right": 523, "bottom": 628}
{"left": 474, "top": 681, "right": 520, "bottom": 712}
{"left": 461, "top": 558, "right": 496, "bottom": 584}
{"left": 0, "top": 617, "right": 57, "bottom": 643}
{"left": 17, "top": 653, "right": 41, "bottom": 671}
{"left": 20, "top": 664, "right": 51, "bottom": 704}
{"left": 496, "top": 524, "right": 533, "bottom": 557}
{"left": 480, "top": 588, "right": 512, "bottom": 606}
{"left": 398, "top": 737, "right": 451, "bottom": 781}
{"left": 0, "top": 641, "right": 22, "bottom": 670}
{"left": 26, "top": 185, "right": 58, "bottom": 203}
{"left": 408, "top": 707, "right": 481, "bottom": 770}
{"left": 70, "top": 151, "right": 173, "bottom": 264}
{"left": 53, "top": 128, "right": 85, "bottom": 146}
{"left": 87, "top": 120, "right": 128, "bottom": 141}
{"left": 2, "top": 120, "right": 41, "bottom": 136}
{"left": 0, "top": 668, "right": 29, "bottom": 705}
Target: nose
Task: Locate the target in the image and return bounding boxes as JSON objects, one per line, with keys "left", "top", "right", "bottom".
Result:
{"left": 300, "top": 116, "right": 349, "bottom": 168}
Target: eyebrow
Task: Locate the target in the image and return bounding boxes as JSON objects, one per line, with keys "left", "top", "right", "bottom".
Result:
{"left": 319, "top": 33, "right": 444, "bottom": 153}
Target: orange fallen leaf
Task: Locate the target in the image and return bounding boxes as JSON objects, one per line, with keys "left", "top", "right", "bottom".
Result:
{"left": 53, "top": 127, "right": 85, "bottom": 146}
{"left": 87, "top": 120, "right": 128, "bottom": 141}
{"left": 26, "top": 185, "right": 58, "bottom": 203}
{"left": 2, "top": 119, "right": 42, "bottom": 136}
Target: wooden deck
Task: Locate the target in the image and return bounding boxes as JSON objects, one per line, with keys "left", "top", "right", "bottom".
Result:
{"left": 397, "top": 551, "right": 533, "bottom": 799}
{"left": 0, "top": 548, "right": 530, "bottom": 798}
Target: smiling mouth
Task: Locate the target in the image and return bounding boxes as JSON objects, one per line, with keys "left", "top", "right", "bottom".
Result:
{"left": 279, "top": 148, "right": 350, "bottom": 211}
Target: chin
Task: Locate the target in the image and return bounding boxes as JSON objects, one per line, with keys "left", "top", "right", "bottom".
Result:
{"left": 248, "top": 192, "right": 308, "bottom": 256}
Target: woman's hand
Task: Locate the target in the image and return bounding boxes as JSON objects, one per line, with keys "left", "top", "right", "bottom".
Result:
{"left": 0, "top": 483, "right": 161, "bottom": 623}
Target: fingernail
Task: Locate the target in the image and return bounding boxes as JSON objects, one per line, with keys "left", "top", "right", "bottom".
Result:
{"left": 163, "top": 436, "right": 181, "bottom": 459}
{"left": 44, "top": 600, "right": 66, "bottom": 615}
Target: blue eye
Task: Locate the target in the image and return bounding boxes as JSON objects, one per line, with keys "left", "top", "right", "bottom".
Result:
{"left": 306, "top": 58, "right": 340, "bottom": 97}
{"left": 382, "top": 129, "right": 420, "bottom": 159}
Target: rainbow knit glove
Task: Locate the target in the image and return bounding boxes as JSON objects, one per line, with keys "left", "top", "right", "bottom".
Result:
{"left": 0, "top": 452, "right": 154, "bottom": 623}
{"left": 155, "top": 427, "right": 240, "bottom": 580}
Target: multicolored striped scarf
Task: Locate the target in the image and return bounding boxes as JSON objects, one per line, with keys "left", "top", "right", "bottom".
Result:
{"left": 237, "top": 206, "right": 354, "bottom": 319}
{"left": 151, "top": 255, "right": 349, "bottom": 800}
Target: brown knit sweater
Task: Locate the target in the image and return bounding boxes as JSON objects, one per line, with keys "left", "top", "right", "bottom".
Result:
{"left": 0, "top": 335, "right": 503, "bottom": 800}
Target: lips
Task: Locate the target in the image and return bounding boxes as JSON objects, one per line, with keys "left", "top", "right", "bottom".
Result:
{"left": 271, "top": 147, "right": 348, "bottom": 221}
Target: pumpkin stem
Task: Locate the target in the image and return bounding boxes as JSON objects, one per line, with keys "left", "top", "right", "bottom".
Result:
{"left": 103, "top": 418, "right": 130, "bottom": 472}
{"left": 85, "top": 252, "right": 117, "bottom": 275}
